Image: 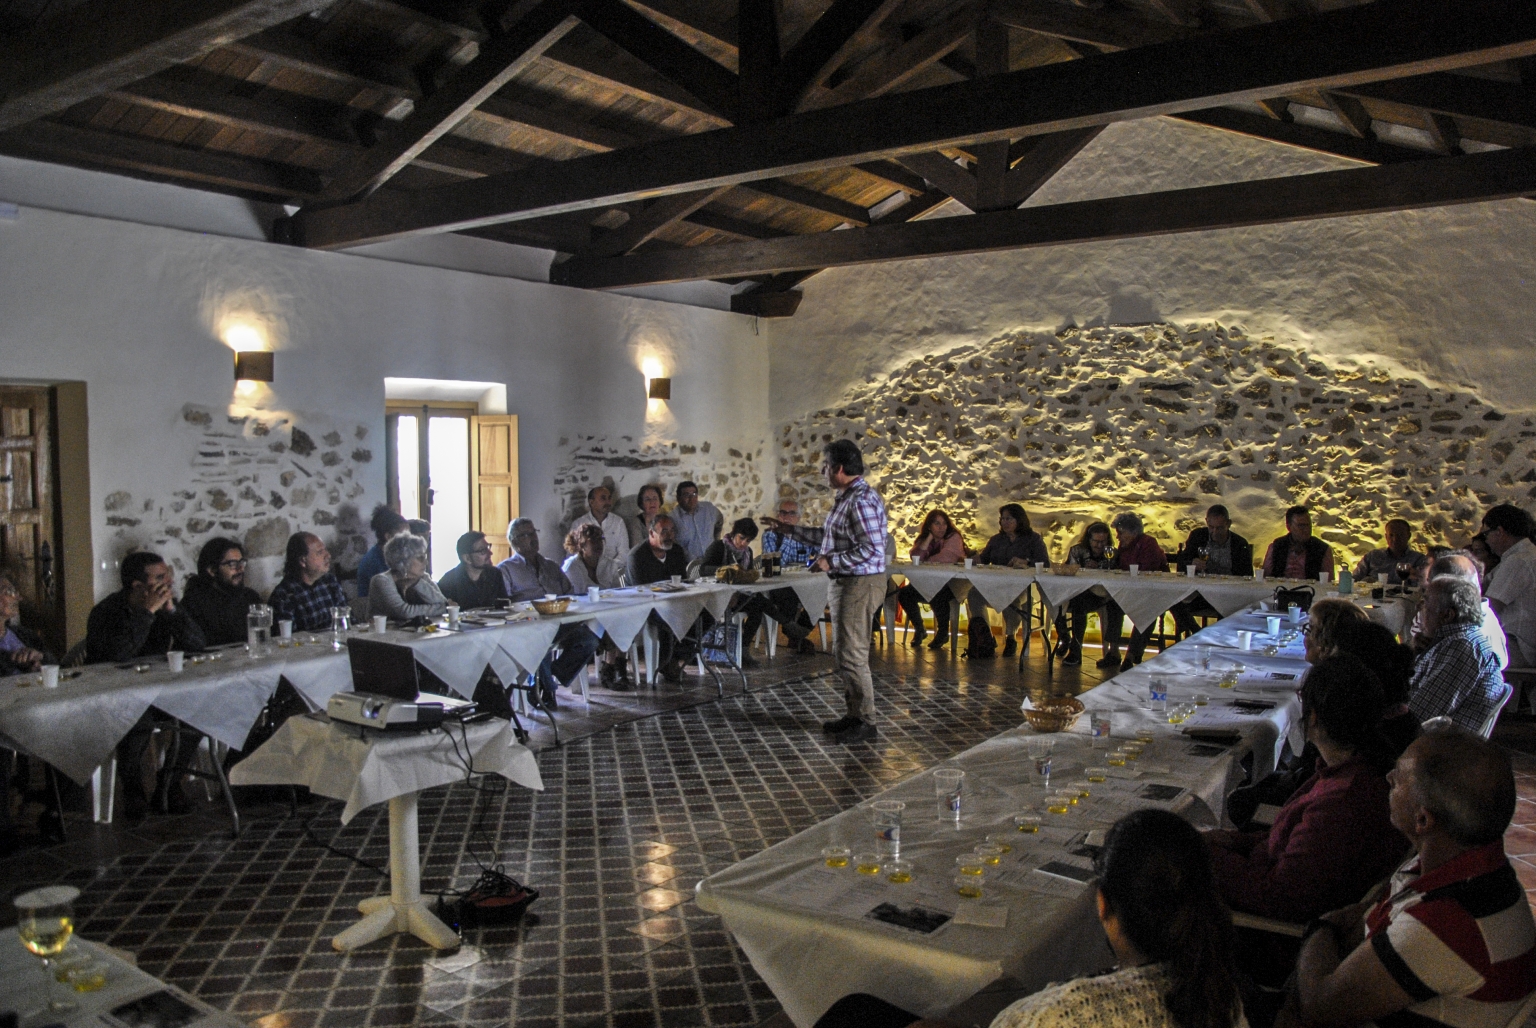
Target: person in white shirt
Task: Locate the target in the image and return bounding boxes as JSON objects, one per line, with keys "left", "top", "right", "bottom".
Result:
{"left": 1482, "top": 504, "right": 1536, "bottom": 668}
{"left": 671, "top": 480, "right": 723, "bottom": 563}
{"left": 562, "top": 524, "right": 623, "bottom": 591}
{"left": 571, "top": 485, "right": 629, "bottom": 568}
{"left": 1411, "top": 550, "right": 1509, "bottom": 670}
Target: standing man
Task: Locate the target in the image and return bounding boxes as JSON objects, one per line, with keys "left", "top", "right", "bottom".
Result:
{"left": 760, "top": 440, "right": 889, "bottom": 743}
{"left": 671, "top": 480, "right": 723, "bottom": 563}
{"left": 572, "top": 485, "right": 629, "bottom": 568}
{"left": 181, "top": 537, "right": 262, "bottom": 645}
{"left": 1483, "top": 503, "right": 1536, "bottom": 669}
{"left": 268, "top": 533, "right": 348, "bottom": 632}
{"left": 1355, "top": 518, "right": 1429, "bottom": 584}
{"left": 1262, "top": 505, "right": 1336, "bottom": 580}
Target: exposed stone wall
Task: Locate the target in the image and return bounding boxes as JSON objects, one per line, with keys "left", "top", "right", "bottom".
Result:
{"left": 101, "top": 403, "right": 372, "bottom": 593}
{"left": 552, "top": 433, "right": 769, "bottom": 538}
{"left": 777, "top": 323, "right": 1535, "bottom": 569}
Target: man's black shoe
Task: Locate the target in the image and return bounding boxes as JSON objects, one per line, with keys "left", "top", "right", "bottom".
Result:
{"left": 1094, "top": 650, "right": 1121, "bottom": 669}
{"left": 822, "top": 715, "right": 862, "bottom": 734}
{"left": 833, "top": 721, "right": 877, "bottom": 743}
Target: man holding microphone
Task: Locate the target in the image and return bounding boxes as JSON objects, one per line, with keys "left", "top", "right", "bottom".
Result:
{"left": 761, "top": 440, "right": 889, "bottom": 743}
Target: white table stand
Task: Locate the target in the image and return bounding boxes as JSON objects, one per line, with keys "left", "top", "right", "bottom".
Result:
{"left": 334, "top": 791, "right": 460, "bottom": 951}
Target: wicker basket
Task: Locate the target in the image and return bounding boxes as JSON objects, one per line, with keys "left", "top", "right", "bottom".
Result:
{"left": 1022, "top": 695, "right": 1085, "bottom": 733}
{"left": 1050, "top": 562, "right": 1081, "bottom": 576}
{"left": 531, "top": 597, "right": 571, "bottom": 616}
{"left": 715, "top": 566, "right": 761, "bottom": 585}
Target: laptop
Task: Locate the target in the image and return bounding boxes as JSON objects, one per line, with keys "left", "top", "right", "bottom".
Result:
{"left": 340, "top": 638, "right": 475, "bottom": 723}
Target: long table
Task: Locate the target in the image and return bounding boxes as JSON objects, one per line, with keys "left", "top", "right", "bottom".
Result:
{"left": 693, "top": 603, "right": 1322, "bottom": 1028}
{"left": 0, "top": 573, "right": 832, "bottom": 786}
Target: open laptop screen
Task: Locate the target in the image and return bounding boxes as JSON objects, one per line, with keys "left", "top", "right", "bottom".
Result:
{"left": 345, "top": 638, "right": 423, "bottom": 701}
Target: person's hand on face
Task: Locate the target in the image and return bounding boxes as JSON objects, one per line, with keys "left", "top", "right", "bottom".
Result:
{"left": 131, "top": 563, "right": 176, "bottom": 613}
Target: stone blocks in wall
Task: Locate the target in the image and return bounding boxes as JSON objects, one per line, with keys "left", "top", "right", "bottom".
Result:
{"left": 777, "top": 323, "right": 1533, "bottom": 569}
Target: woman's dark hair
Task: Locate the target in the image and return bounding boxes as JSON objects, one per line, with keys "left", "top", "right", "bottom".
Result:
{"left": 369, "top": 503, "right": 408, "bottom": 546}
{"left": 565, "top": 523, "right": 602, "bottom": 556}
{"left": 1482, "top": 503, "right": 1536, "bottom": 542}
{"left": 998, "top": 503, "right": 1031, "bottom": 534}
{"left": 1300, "top": 654, "right": 1389, "bottom": 762}
{"left": 196, "top": 537, "right": 243, "bottom": 577}
{"left": 1095, "top": 810, "right": 1241, "bottom": 1028}
{"left": 1332, "top": 619, "right": 1414, "bottom": 706}
{"left": 283, "top": 532, "right": 316, "bottom": 581}
{"left": 636, "top": 483, "right": 664, "bottom": 508}
{"left": 1078, "top": 520, "right": 1112, "bottom": 547}
{"left": 823, "top": 439, "right": 864, "bottom": 476}
{"left": 729, "top": 517, "right": 759, "bottom": 542}
{"left": 918, "top": 509, "right": 958, "bottom": 541}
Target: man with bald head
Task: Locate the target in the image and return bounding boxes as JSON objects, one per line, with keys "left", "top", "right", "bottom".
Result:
{"left": 1293, "top": 727, "right": 1536, "bottom": 1028}
{"left": 572, "top": 484, "right": 629, "bottom": 569}
{"left": 1355, "top": 518, "right": 1429, "bottom": 585}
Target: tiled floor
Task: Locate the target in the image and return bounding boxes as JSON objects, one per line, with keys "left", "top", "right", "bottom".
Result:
{"left": 2, "top": 634, "right": 1111, "bottom": 1028}
{"left": 8, "top": 635, "right": 1534, "bottom": 1028}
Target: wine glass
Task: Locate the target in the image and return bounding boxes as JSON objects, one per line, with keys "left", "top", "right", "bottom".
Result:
{"left": 15, "top": 884, "right": 81, "bottom": 1016}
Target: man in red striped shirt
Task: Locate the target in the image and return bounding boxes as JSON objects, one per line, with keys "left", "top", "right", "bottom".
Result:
{"left": 1291, "top": 727, "right": 1536, "bottom": 1028}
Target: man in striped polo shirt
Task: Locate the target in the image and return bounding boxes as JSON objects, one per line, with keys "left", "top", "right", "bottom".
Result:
{"left": 1293, "top": 727, "right": 1536, "bottom": 1028}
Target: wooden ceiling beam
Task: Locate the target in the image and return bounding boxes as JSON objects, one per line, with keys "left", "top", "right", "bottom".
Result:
{"left": 551, "top": 146, "right": 1536, "bottom": 287}
{"left": 537, "top": 38, "right": 731, "bottom": 125}
{"left": 1424, "top": 112, "right": 1463, "bottom": 154}
{"left": 853, "top": 159, "right": 928, "bottom": 193}
{"left": 997, "top": 126, "right": 1103, "bottom": 207}
{"left": 472, "top": 93, "right": 642, "bottom": 151}
{"left": 736, "top": 180, "right": 871, "bottom": 224}
{"left": 1335, "top": 73, "right": 1536, "bottom": 133}
{"left": 288, "top": 0, "right": 1536, "bottom": 248}
{"left": 619, "top": 0, "right": 739, "bottom": 52}
{"left": 1318, "top": 91, "right": 1375, "bottom": 138}
{"left": 682, "top": 208, "right": 793, "bottom": 239}
{"left": 579, "top": 0, "right": 739, "bottom": 120}
{"left": 313, "top": 0, "right": 584, "bottom": 203}
{"left": 1173, "top": 107, "right": 1437, "bottom": 164}
{"left": 772, "top": 0, "right": 906, "bottom": 114}
{"left": 0, "top": 0, "right": 336, "bottom": 131}
{"left": 801, "top": 1, "right": 977, "bottom": 111}
{"left": 985, "top": 0, "right": 1194, "bottom": 51}
{"left": 224, "top": 28, "right": 423, "bottom": 107}
{"left": 896, "top": 151, "right": 977, "bottom": 209}
{"left": 736, "top": 0, "right": 782, "bottom": 123}
{"left": 108, "top": 73, "right": 359, "bottom": 148}
{"left": 0, "top": 118, "right": 323, "bottom": 198}
{"left": 580, "top": 185, "right": 732, "bottom": 256}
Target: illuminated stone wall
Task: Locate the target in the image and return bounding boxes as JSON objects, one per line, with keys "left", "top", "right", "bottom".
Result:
{"left": 777, "top": 322, "right": 1535, "bottom": 569}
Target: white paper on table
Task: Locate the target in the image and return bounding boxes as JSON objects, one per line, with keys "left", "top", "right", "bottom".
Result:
{"left": 952, "top": 901, "right": 1009, "bottom": 928}
{"left": 1237, "top": 669, "right": 1303, "bottom": 688}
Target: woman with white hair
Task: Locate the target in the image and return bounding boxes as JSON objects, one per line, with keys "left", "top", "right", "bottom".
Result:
{"left": 368, "top": 533, "right": 448, "bottom": 623}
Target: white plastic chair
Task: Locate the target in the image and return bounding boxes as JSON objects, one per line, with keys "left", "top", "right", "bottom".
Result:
{"left": 1478, "top": 682, "right": 1515, "bottom": 739}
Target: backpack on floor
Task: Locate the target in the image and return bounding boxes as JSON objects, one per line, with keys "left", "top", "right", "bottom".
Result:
{"left": 964, "top": 619, "right": 996, "bottom": 659}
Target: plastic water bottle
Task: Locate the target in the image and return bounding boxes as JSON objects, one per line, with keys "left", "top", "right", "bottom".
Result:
{"left": 247, "top": 604, "right": 273, "bottom": 658}
{"left": 1337, "top": 568, "right": 1353, "bottom": 596}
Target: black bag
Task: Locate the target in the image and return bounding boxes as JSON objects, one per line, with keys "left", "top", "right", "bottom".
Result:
{"left": 1272, "top": 584, "right": 1315, "bottom": 612}
{"left": 964, "top": 618, "right": 997, "bottom": 659}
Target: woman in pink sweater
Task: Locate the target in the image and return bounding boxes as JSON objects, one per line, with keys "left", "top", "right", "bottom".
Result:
{"left": 1206, "top": 654, "right": 1408, "bottom": 924}
{"left": 896, "top": 509, "right": 967, "bottom": 650}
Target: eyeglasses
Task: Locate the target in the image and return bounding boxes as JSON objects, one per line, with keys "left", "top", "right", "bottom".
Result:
{"left": 219, "top": 559, "right": 248, "bottom": 569}
{"left": 469, "top": 546, "right": 493, "bottom": 555}
{"left": 777, "top": 510, "right": 800, "bottom": 518}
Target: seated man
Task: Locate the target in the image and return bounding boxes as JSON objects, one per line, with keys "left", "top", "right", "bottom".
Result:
{"left": 1411, "top": 550, "right": 1508, "bottom": 670}
{"left": 498, "top": 518, "right": 600, "bottom": 706}
{"left": 571, "top": 485, "right": 630, "bottom": 570}
{"left": 671, "top": 480, "right": 723, "bottom": 563}
{"left": 1354, "top": 517, "right": 1429, "bottom": 585}
{"left": 268, "top": 533, "right": 349, "bottom": 633}
{"left": 700, "top": 518, "right": 811, "bottom": 667}
{"left": 0, "top": 572, "right": 51, "bottom": 675}
{"left": 1100, "top": 512, "right": 1169, "bottom": 672}
{"left": 437, "top": 531, "right": 507, "bottom": 610}
{"left": 356, "top": 504, "right": 408, "bottom": 598}
{"left": 1207, "top": 655, "right": 1407, "bottom": 923}
{"left": 1292, "top": 727, "right": 1536, "bottom": 1028}
{"left": 86, "top": 552, "right": 209, "bottom": 818}
{"left": 181, "top": 537, "right": 262, "bottom": 645}
{"left": 1171, "top": 504, "right": 1254, "bottom": 636}
{"left": 626, "top": 515, "right": 697, "bottom": 682}
{"left": 1262, "top": 504, "right": 1336, "bottom": 581}
{"left": 761, "top": 499, "right": 818, "bottom": 569}
{"left": 1483, "top": 503, "right": 1536, "bottom": 669}
{"left": 1408, "top": 575, "right": 1506, "bottom": 732}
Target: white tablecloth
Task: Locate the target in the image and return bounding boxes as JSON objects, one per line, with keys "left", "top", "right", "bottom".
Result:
{"left": 229, "top": 712, "right": 542, "bottom": 823}
{"left": 694, "top": 605, "right": 1305, "bottom": 1028}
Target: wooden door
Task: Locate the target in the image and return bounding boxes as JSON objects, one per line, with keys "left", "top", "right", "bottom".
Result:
{"left": 470, "top": 415, "right": 518, "bottom": 564}
{"left": 0, "top": 385, "right": 63, "bottom": 652}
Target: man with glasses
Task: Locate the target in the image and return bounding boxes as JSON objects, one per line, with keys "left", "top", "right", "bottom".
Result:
{"left": 761, "top": 499, "right": 817, "bottom": 569}
{"left": 499, "top": 518, "right": 599, "bottom": 707}
{"left": 672, "top": 480, "right": 723, "bottom": 563}
{"left": 182, "top": 537, "right": 264, "bottom": 645}
{"left": 269, "top": 532, "right": 348, "bottom": 632}
{"left": 438, "top": 531, "right": 507, "bottom": 609}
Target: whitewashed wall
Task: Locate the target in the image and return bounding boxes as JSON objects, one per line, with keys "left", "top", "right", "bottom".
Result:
{"left": 0, "top": 157, "right": 768, "bottom": 601}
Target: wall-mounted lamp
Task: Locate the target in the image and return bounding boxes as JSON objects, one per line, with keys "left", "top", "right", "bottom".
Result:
{"left": 647, "top": 377, "right": 671, "bottom": 400}
{"left": 234, "top": 350, "right": 275, "bottom": 383}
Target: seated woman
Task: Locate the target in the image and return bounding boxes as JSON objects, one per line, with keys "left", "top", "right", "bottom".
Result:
{"left": 896, "top": 509, "right": 967, "bottom": 650}
{"left": 368, "top": 533, "right": 448, "bottom": 624}
{"left": 0, "top": 572, "right": 52, "bottom": 676}
{"left": 1207, "top": 655, "right": 1407, "bottom": 924}
{"left": 965, "top": 504, "right": 1051, "bottom": 658}
{"left": 814, "top": 809, "right": 1246, "bottom": 1028}
{"left": 562, "top": 524, "right": 623, "bottom": 592}
{"left": 1058, "top": 521, "right": 1115, "bottom": 666}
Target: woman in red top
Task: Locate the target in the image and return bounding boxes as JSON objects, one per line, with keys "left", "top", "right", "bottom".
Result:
{"left": 1207, "top": 654, "right": 1408, "bottom": 924}
{"left": 896, "top": 509, "right": 967, "bottom": 650}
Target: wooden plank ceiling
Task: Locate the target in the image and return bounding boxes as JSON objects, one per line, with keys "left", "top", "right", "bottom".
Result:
{"left": 1, "top": 0, "right": 1534, "bottom": 315}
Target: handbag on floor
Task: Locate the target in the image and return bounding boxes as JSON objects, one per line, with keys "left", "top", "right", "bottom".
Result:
{"left": 1272, "top": 584, "right": 1315, "bottom": 612}
{"left": 964, "top": 619, "right": 996, "bottom": 659}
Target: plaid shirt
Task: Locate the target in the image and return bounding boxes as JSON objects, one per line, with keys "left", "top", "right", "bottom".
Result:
{"left": 761, "top": 529, "right": 816, "bottom": 568}
{"left": 785, "top": 477, "right": 889, "bottom": 577}
{"left": 1409, "top": 622, "right": 1506, "bottom": 731}
{"left": 268, "top": 573, "right": 349, "bottom": 633}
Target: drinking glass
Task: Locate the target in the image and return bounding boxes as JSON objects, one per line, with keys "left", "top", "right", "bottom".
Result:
{"left": 954, "top": 875, "right": 984, "bottom": 899}
{"left": 1012, "top": 813, "right": 1042, "bottom": 833}
{"left": 934, "top": 768, "right": 965, "bottom": 822}
{"left": 872, "top": 800, "right": 905, "bottom": 860}
{"left": 330, "top": 606, "right": 350, "bottom": 650}
{"left": 973, "top": 844, "right": 1005, "bottom": 866}
{"left": 885, "top": 861, "right": 914, "bottom": 884}
{"left": 246, "top": 604, "right": 273, "bottom": 657}
{"left": 854, "top": 853, "right": 882, "bottom": 875}
{"left": 15, "top": 885, "right": 80, "bottom": 1016}
{"left": 1025, "top": 736, "right": 1054, "bottom": 788}
{"left": 821, "top": 845, "right": 850, "bottom": 868}
{"left": 1148, "top": 675, "right": 1168, "bottom": 713}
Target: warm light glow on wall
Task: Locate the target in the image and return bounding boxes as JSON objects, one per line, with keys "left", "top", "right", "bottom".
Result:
{"left": 223, "top": 322, "right": 267, "bottom": 352}
{"left": 640, "top": 356, "right": 669, "bottom": 417}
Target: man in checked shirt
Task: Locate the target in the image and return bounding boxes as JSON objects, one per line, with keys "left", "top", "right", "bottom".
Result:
{"left": 761, "top": 440, "right": 890, "bottom": 742}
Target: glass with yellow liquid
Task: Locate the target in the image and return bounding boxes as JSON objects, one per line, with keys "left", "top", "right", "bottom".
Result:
{"left": 1106, "top": 751, "right": 1127, "bottom": 767}
{"left": 821, "top": 846, "right": 850, "bottom": 868}
{"left": 955, "top": 855, "right": 986, "bottom": 876}
{"left": 1046, "top": 791, "right": 1073, "bottom": 814}
{"left": 15, "top": 885, "right": 80, "bottom": 1016}
{"left": 854, "top": 853, "right": 882, "bottom": 875}
{"left": 886, "top": 860, "right": 914, "bottom": 884}
{"left": 974, "top": 844, "right": 1005, "bottom": 866}
{"left": 1086, "top": 767, "right": 1109, "bottom": 783}
{"left": 1068, "top": 780, "right": 1092, "bottom": 799}
{"left": 1012, "top": 813, "right": 1042, "bottom": 833}
{"left": 954, "top": 875, "right": 985, "bottom": 900}
{"left": 985, "top": 833, "right": 1014, "bottom": 854}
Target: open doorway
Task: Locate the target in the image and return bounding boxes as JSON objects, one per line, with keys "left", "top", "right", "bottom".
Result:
{"left": 385, "top": 401, "right": 519, "bottom": 572}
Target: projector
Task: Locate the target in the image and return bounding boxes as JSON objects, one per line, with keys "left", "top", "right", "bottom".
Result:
{"left": 327, "top": 691, "right": 474, "bottom": 730}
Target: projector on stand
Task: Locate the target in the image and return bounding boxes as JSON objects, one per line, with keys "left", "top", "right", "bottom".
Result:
{"left": 328, "top": 691, "right": 473, "bottom": 730}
